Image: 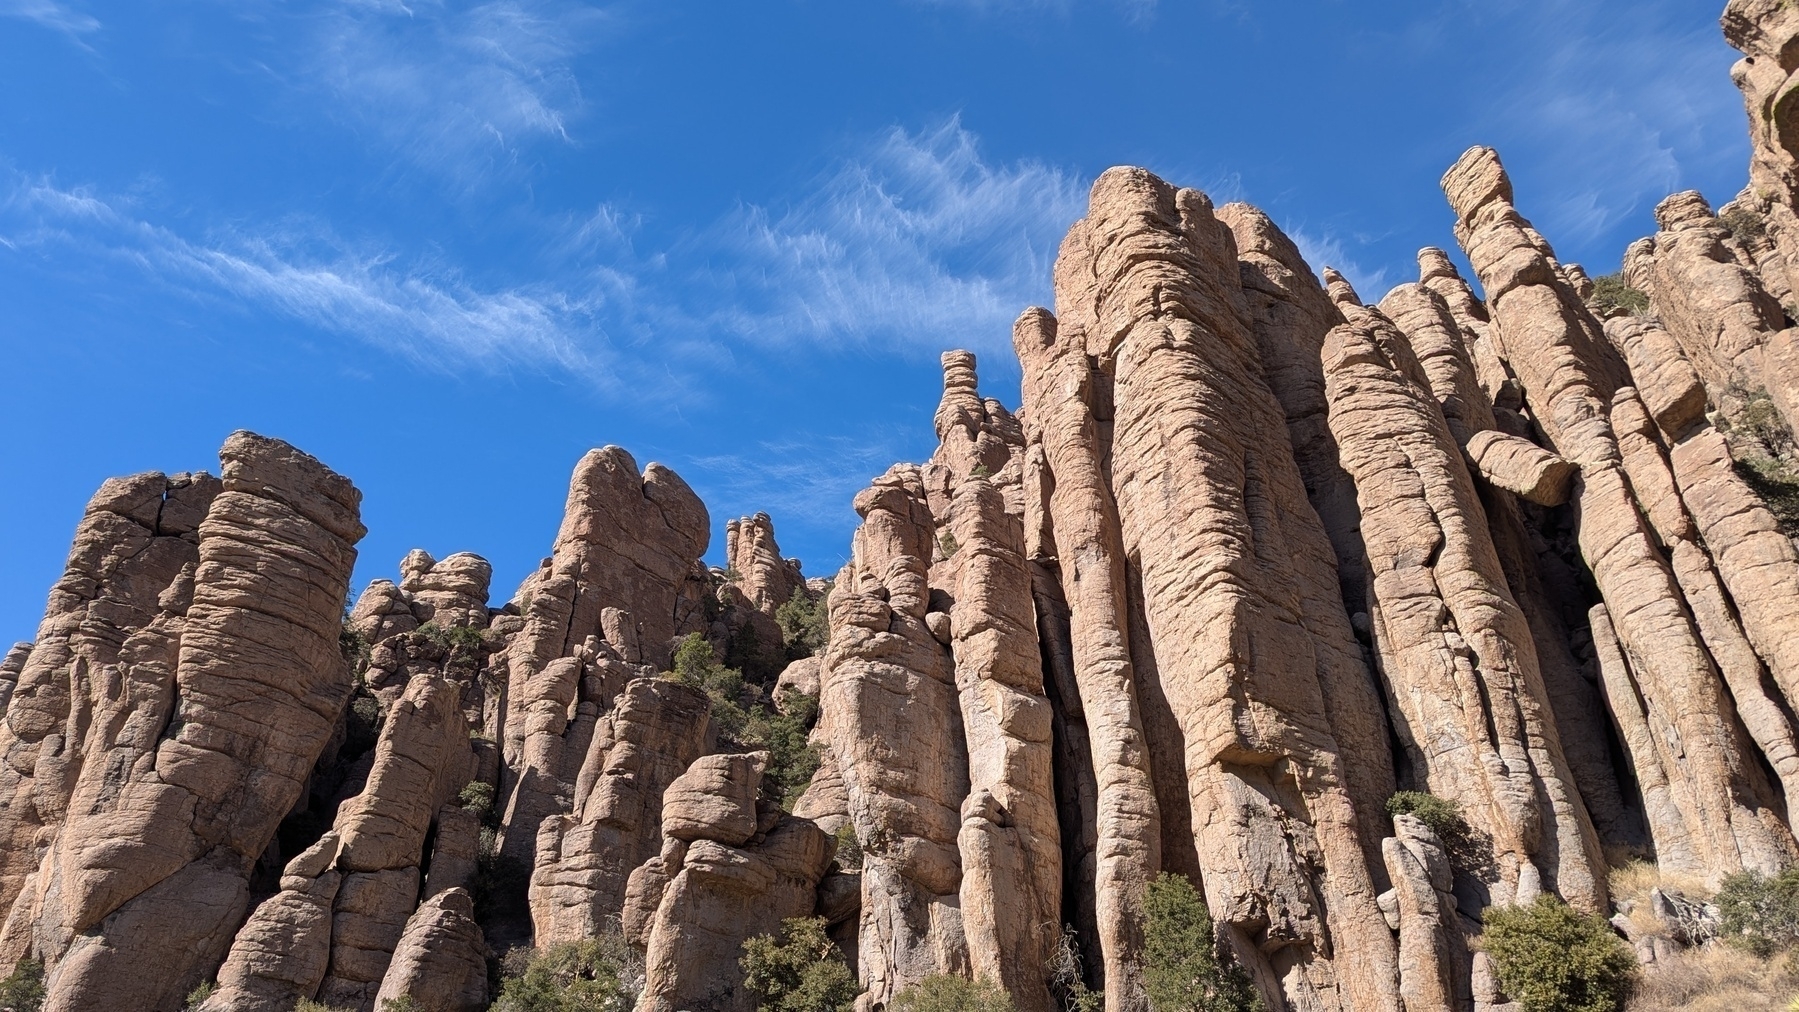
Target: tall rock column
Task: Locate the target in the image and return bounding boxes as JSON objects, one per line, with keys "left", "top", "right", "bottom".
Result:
{"left": 1052, "top": 166, "right": 1400, "bottom": 1012}
{"left": 528, "top": 676, "right": 713, "bottom": 945}
{"left": 37, "top": 431, "right": 364, "bottom": 1012}
{"left": 1380, "top": 277, "right": 1637, "bottom": 850}
{"left": 1725, "top": 0, "right": 1799, "bottom": 314}
{"left": 1217, "top": 203, "right": 1369, "bottom": 618}
{"left": 1606, "top": 387, "right": 1799, "bottom": 818}
{"left": 941, "top": 476, "right": 1060, "bottom": 1011}
{"left": 498, "top": 448, "right": 709, "bottom": 861}
{"left": 1631, "top": 190, "right": 1799, "bottom": 437}
{"left": 0, "top": 471, "right": 219, "bottom": 943}
{"left": 1444, "top": 145, "right": 1795, "bottom": 877}
{"left": 1320, "top": 284, "right": 1605, "bottom": 914}
{"left": 1013, "top": 307, "right": 1160, "bottom": 1008}
{"left": 817, "top": 467, "right": 969, "bottom": 1009}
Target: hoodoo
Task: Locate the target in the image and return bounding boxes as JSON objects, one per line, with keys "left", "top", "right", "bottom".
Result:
{"left": 14, "top": 3, "right": 1799, "bottom": 1010}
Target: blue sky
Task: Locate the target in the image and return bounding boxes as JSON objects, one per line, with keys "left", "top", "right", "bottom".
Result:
{"left": 0, "top": 0, "right": 1748, "bottom": 644}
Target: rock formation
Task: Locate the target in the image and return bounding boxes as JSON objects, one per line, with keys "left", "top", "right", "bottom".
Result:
{"left": 19, "top": 7, "right": 1799, "bottom": 1011}
{"left": 0, "top": 433, "right": 364, "bottom": 1012}
{"left": 627, "top": 751, "right": 834, "bottom": 1012}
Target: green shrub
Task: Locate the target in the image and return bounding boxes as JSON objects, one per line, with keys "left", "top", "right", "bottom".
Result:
{"left": 667, "top": 633, "right": 822, "bottom": 810}
{"left": 776, "top": 586, "right": 832, "bottom": 659}
{"left": 379, "top": 998, "right": 421, "bottom": 1012}
{"left": 339, "top": 626, "right": 371, "bottom": 674}
{"left": 1717, "top": 868, "right": 1799, "bottom": 958}
{"left": 1385, "top": 791, "right": 1468, "bottom": 848}
{"left": 1717, "top": 386, "right": 1799, "bottom": 536}
{"left": 1722, "top": 205, "right": 1769, "bottom": 245}
{"left": 459, "top": 780, "right": 497, "bottom": 826}
{"left": 1480, "top": 895, "right": 1636, "bottom": 1012}
{"left": 1142, "top": 872, "right": 1263, "bottom": 1012}
{"left": 1726, "top": 386, "right": 1797, "bottom": 454}
{"left": 491, "top": 936, "right": 642, "bottom": 1012}
{"left": 1736, "top": 456, "right": 1799, "bottom": 538}
{"left": 746, "top": 705, "right": 822, "bottom": 807}
{"left": 184, "top": 980, "right": 215, "bottom": 1009}
{"left": 833, "top": 825, "right": 863, "bottom": 872}
{"left": 890, "top": 975, "right": 1014, "bottom": 1012}
{"left": 740, "top": 916, "right": 860, "bottom": 1012}
{"left": 343, "top": 693, "right": 383, "bottom": 761}
{"left": 938, "top": 532, "right": 960, "bottom": 558}
{"left": 295, "top": 1001, "right": 355, "bottom": 1012}
{"left": 1589, "top": 273, "right": 1649, "bottom": 317}
{"left": 0, "top": 958, "right": 45, "bottom": 1012}
{"left": 418, "top": 622, "right": 488, "bottom": 654}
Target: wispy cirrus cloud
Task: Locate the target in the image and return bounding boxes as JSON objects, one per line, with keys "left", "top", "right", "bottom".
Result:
{"left": 914, "top": 0, "right": 1157, "bottom": 18}
{"left": 0, "top": 116, "right": 1083, "bottom": 385}
{"left": 0, "top": 173, "right": 614, "bottom": 380}
{"left": 1288, "top": 226, "right": 1392, "bottom": 303}
{"left": 699, "top": 117, "right": 1087, "bottom": 357}
{"left": 1464, "top": 0, "right": 1746, "bottom": 255}
{"left": 1, "top": 0, "right": 99, "bottom": 39}
{"left": 255, "top": 0, "right": 610, "bottom": 187}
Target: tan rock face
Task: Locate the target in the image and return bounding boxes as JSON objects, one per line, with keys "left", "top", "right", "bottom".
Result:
{"left": 1726, "top": 0, "right": 1799, "bottom": 300}
{"left": 1445, "top": 145, "right": 1796, "bottom": 877}
{"left": 0, "top": 470, "right": 219, "bottom": 937}
{"left": 1386, "top": 262, "right": 1640, "bottom": 854}
{"left": 374, "top": 887, "right": 489, "bottom": 1012}
{"left": 622, "top": 748, "right": 834, "bottom": 1012}
{"left": 1049, "top": 167, "right": 1398, "bottom": 1011}
{"left": 818, "top": 466, "right": 969, "bottom": 1007}
{"left": 7, "top": 432, "right": 364, "bottom": 1012}
{"left": 1219, "top": 203, "right": 1370, "bottom": 622}
{"left": 529, "top": 676, "right": 712, "bottom": 946}
{"left": 499, "top": 447, "right": 710, "bottom": 862}
{"left": 401, "top": 551, "right": 493, "bottom": 631}
{"left": 940, "top": 478, "right": 1060, "bottom": 1012}
{"left": 725, "top": 513, "right": 805, "bottom": 618}
{"left": 1631, "top": 188, "right": 1799, "bottom": 436}
{"left": 204, "top": 669, "right": 476, "bottom": 1012}
{"left": 1464, "top": 430, "right": 1577, "bottom": 506}
{"left": 1320, "top": 290, "right": 1604, "bottom": 917}
{"left": 1011, "top": 308, "right": 1159, "bottom": 1009}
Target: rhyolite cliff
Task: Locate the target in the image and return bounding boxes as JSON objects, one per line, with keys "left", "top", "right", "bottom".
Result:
{"left": 10, "top": 3, "right": 1799, "bottom": 1011}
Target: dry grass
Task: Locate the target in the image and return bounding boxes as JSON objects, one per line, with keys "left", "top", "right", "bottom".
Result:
{"left": 1609, "top": 860, "right": 1715, "bottom": 941}
{"left": 1629, "top": 945, "right": 1798, "bottom": 1011}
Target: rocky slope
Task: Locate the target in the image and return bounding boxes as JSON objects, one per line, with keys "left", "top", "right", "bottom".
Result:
{"left": 9, "top": 2, "right": 1799, "bottom": 1010}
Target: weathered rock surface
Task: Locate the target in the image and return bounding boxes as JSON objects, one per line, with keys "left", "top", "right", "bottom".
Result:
{"left": 631, "top": 750, "right": 835, "bottom": 1012}
{"left": 1047, "top": 167, "right": 1399, "bottom": 1011}
{"left": 1321, "top": 280, "right": 1604, "bottom": 919}
{"left": 499, "top": 447, "right": 710, "bottom": 862}
{"left": 529, "top": 676, "right": 713, "bottom": 945}
{"left": 1012, "top": 308, "right": 1159, "bottom": 1008}
{"left": 374, "top": 888, "right": 489, "bottom": 1012}
{"left": 4, "top": 432, "right": 364, "bottom": 1012}
{"left": 1446, "top": 144, "right": 1795, "bottom": 877}
{"left": 28, "top": 14, "right": 1799, "bottom": 1010}
{"left": 816, "top": 465, "right": 970, "bottom": 1008}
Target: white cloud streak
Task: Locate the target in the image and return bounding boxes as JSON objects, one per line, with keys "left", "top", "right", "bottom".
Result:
{"left": 1469, "top": 0, "right": 1746, "bottom": 255}
{"left": 702, "top": 117, "right": 1088, "bottom": 357}
{"left": 282, "top": 0, "right": 607, "bottom": 186}
{"left": 1, "top": 0, "right": 98, "bottom": 37}
{"left": 1288, "top": 227, "right": 1391, "bottom": 303}
{"left": 0, "top": 116, "right": 1085, "bottom": 384}
{"left": 0, "top": 174, "right": 609, "bottom": 379}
